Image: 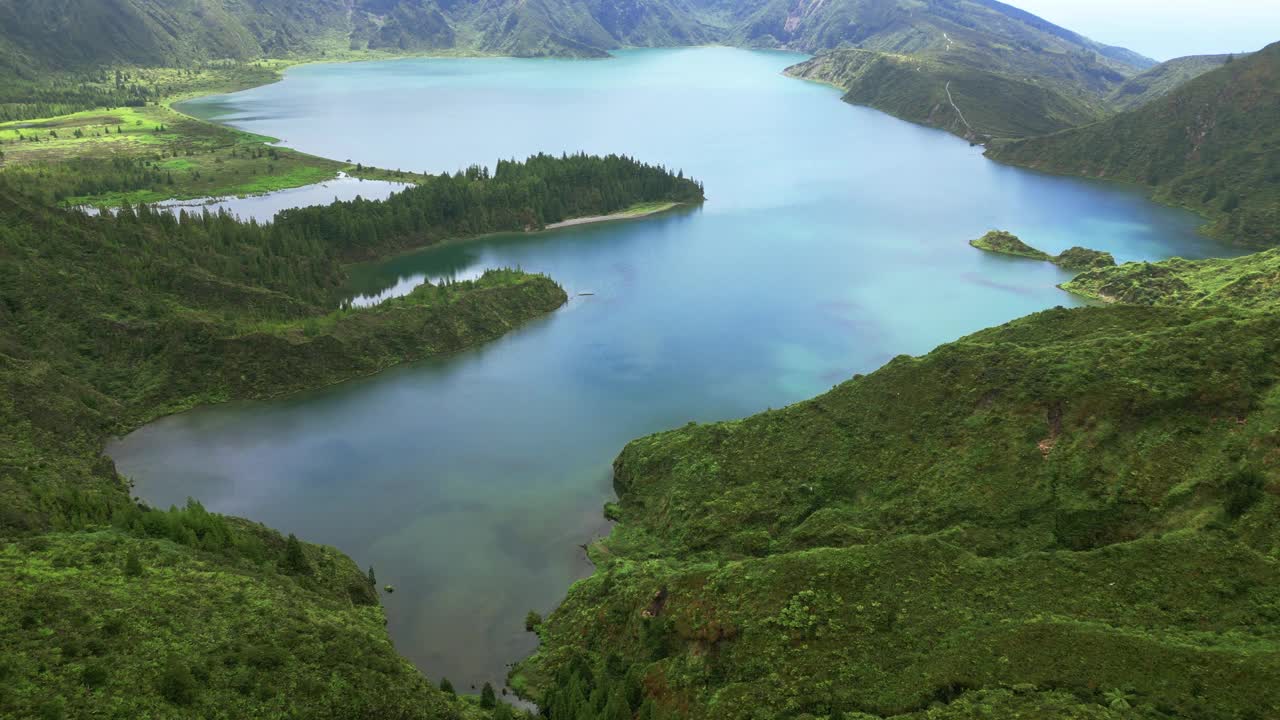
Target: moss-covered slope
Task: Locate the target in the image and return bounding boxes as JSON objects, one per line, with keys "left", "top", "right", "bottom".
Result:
{"left": 1063, "top": 248, "right": 1280, "bottom": 309}
{"left": 519, "top": 298, "right": 1280, "bottom": 718}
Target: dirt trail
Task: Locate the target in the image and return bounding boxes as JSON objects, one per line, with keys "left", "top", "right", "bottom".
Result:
{"left": 944, "top": 81, "right": 975, "bottom": 135}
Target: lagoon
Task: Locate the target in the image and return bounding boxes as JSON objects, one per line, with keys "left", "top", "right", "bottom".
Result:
{"left": 113, "top": 47, "right": 1233, "bottom": 690}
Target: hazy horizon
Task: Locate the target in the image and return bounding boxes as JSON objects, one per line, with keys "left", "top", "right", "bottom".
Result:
{"left": 1011, "top": 0, "right": 1278, "bottom": 61}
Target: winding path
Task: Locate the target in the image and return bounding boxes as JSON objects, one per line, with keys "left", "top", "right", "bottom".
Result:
{"left": 944, "top": 81, "right": 975, "bottom": 135}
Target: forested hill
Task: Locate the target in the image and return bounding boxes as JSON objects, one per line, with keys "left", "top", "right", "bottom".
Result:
{"left": 0, "top": 0, "right": 1150, "bottom": 69}
{"left": 987, "top": 41, "right": 1280, "bottom": 247}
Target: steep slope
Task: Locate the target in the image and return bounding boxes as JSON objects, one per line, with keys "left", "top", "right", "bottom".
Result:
{"left": 708, "top": 0, "right": 1151, "bottom": 76}
{"left": 0, "top": 0, "right": 722, "bottom": 71}
{"left": 0, "top": 0, "right": 1150, "bottom": 70}
{"left": 771, "top": 0, "right": 1160, "bottom": 140}
{"left": 519, "top": 295, "right": 1280, "bottom": 718}
{"left": 786, "top": 48, "right": 1107, "bottom": 140}
{"left": 988, "top": 41, "right": 1280, "bottom": 247}
{"left": 1107, "top": 53, "right": 1240, "bottom": 111}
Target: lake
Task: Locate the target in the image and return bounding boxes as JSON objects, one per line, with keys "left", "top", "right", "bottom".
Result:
{"left": 112, "top": 47, "right": 1232, "bottom": 690}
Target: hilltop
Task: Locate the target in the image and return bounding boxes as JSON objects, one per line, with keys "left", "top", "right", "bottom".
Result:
{"left": 988, "top": 41, "right": 1280, "bottom": 247}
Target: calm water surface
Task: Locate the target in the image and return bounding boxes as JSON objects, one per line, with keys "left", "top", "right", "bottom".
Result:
{"left": 114, "top": 48, "right": 1234, "bottom": 689}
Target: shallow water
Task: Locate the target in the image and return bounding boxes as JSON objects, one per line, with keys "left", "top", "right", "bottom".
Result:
{"left": 113, "top": 47, "right": 1237, "bottom": 690}
{"left": 82, "top": 173, "right": 409, "bottom": 223}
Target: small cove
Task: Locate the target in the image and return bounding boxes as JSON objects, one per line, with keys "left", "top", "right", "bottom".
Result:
{"left": 111, "top": 47, "right": 1241, "bottom": 690}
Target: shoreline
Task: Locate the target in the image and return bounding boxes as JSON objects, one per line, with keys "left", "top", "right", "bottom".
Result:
{"left": 543, "top": 201, "right": 683, "bottom": 230}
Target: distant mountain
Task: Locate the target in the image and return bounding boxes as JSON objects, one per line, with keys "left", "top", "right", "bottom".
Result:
{"left": 1107, "top": 52, "right": 1241, "bottom": 111}
{"left": 0, "top": 0, "right": 1151, "bottom": 71}
{"left": 989, "top": 42, "right": 1280, "bottom": 247}
{"left": 0, "top": 0, "right": 720, "bottom": 73}
{"left": 709, "top": 0, "right": 1152, "bottom": 78}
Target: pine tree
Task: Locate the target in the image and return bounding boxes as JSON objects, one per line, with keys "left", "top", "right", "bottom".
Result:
{"left": 480, "top": 682, "right": 497, "bottom": 709}
{"left": 282, "top": 533, "right": 312, "bottom": 575}
{"left": 440, "top": 677, "right": 455, "bottom": 695}
{"left": 367, "top": 565, "right": 376, "bottom": 586}
{"left": 124, "top": 549, "right": 143, "bottom": 577}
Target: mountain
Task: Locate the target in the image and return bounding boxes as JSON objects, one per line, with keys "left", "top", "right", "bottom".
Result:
{"left": 768, "top": 0, "right": 1161, "bottom": 140}
{"left": 0, "top": 0, "right": 1152, "bottom": 69}
{"left": 0, "top": 0, "right": 722, "bottom": 74}
{"left": 988, "top": 41, "right": 1280, "bottom": 247}
{"left": 1107, "top": 52, "right": 1241, "bottom": 111}
{"left": 519, "top": 283, "right": 1280, "bottom": 718}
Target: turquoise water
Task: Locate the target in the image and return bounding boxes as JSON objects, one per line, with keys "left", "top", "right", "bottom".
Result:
{"left": 115, "top": 47, "right": 1233, "bottom": 690}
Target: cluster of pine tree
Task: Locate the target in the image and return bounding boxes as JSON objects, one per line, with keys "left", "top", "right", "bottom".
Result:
{"left": 277, "top": 152, "right": 705, "bottom": 259}
{"left": 538, "top": 655, "right": 670, "bottom": 720}
{"left": 4, "top": 157, "right": 173, "bottom": 205}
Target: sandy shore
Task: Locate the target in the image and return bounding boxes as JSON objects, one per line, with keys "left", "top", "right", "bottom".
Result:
{"left": 544, "top": 202, "right": 679, "bottom": 230}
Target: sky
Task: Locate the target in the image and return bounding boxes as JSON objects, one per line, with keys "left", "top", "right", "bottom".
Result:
{"left": 1010, "top": 0, "right": 1280, "bottom": 61}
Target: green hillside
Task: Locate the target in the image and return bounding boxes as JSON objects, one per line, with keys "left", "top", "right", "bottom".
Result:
{"left": 0, "top": 0, "right": 722, "bottom": 74}
{"left": 517, "top": 273, "right": 1280, "bottom": 718}
{"left": 1107, "top": 53, "right": 1239, "bottom": 111}
{"left": 988, "top": 42, "right": 1280, "bottom": 247}
{"left": 773, "top": 0, "right": 1167, "bottom": 141}
{"left": 787, "top": 49, "right": 1107, "bottom": 140}
{"left": 1063, "top": 249, "right": 1280, "bottom": 309}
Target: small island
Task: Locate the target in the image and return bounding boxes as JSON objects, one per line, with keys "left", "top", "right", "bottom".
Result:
{"left": 970, "top": 230, "right": 1116, "bottom": 270}
{"left": 970, "top": 230, "right": 1052, "bottom": 260}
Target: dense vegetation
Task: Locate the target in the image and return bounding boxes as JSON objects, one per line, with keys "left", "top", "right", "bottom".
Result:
{"left": 1063, "top": 248, "right": 1280, "bottom": 309}
{"left": 0, "top": 61, "right": 281, "bottom": 122}
{"left": 969, "top": 230, "right": 1115, "bottom": 270}
{"left": 0, "top": 151, "right": 700, "bottom": 717}
{"left": 516, "top": 272, "right": 1280, "bottom": 717}
{"left": 274, "top": 153, "right": 705, "bottom": 261}
{"left": 988, "top": 42, "right": 1280, "bottom": 247}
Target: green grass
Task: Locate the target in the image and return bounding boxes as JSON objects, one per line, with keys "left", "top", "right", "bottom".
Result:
{"left": 0, "top": 102, "right": 350, "bottom": 205}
